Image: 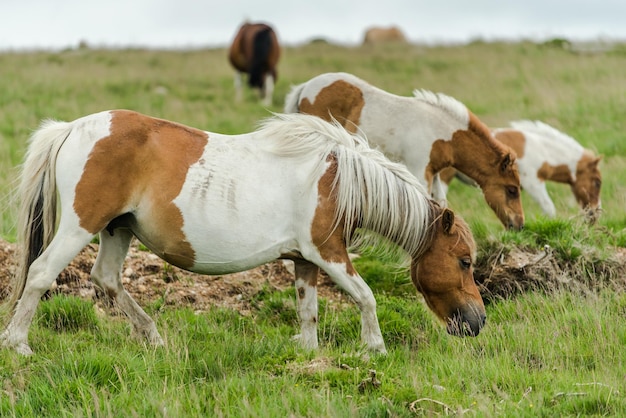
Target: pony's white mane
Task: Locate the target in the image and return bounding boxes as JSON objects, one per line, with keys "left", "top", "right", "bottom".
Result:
{"left": 258, "top": 113, "right": 434, "bottom": 259}
{"left": 508, "top": 120, "right": 583, "bottom": 151}
{"left": 412, "top": 89, "right": 470, "bottom": 125}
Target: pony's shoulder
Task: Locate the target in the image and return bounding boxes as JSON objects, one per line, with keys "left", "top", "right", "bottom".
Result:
{"left": 412, "top": 89, "right": 468, "bottom": 119}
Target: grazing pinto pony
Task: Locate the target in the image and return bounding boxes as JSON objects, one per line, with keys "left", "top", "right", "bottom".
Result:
{"left": 1, "top": 111, "right": 485, "bottom": 356}
{"left": 284, "top": 72, "right": 524, "bottom": 230}
{"left": 362, "top": 26, "right": 407, "bottom": 44}
{"left": 228, "top": 22, "right": 280, "bottom": 106}
{"left": 441, "top": 121, "right": 602, "bottom": 222}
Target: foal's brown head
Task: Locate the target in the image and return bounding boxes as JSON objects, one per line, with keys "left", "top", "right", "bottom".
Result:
{"left": 411, "top": 207, "right": 486, "bottom": 336}
{"left": 465, "top": 116, "right": 525, "bottom": 230}
{"left": 572, "top": 151, "right": 602, "bottom": 223}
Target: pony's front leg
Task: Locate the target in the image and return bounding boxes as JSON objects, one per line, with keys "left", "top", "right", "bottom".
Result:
{"left": 320, "top": 262, "right": 387, "bottom": 354}
{"left": 261, "top": 74, "right": 274, "bottom": 107}
{"left": 292, "top": 260, "right": 320, "bottom": 349}
{"left": 234, "top": 72, "right": 243, "bottom": 102}
{"left": 430, "top": 173, "right": 449, "bottom": 207}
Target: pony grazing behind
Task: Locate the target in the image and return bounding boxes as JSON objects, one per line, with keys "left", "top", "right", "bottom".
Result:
{"left": 1, "top": 111, "right": 485, "bottom": 356}
{"left": 440, "top": 121, "right": 602, "bottom": 222}
{"left": 284, "top": 72, "right": 524, "bottom": 230}
{"left": 228, "top": 22, "right": 280, "bottom": 106}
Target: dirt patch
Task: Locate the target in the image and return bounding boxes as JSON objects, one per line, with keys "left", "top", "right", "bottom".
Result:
{"left": 0, "top": 239, "right": 351, "bottom": 315}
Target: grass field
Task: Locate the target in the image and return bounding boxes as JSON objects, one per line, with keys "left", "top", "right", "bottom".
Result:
{"left": 0, "top": 40, "right": 625, "bottom": 416}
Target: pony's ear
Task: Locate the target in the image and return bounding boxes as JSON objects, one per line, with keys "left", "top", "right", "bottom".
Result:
{"left": 442, "top": 208, "right": 455, "bottom": 235}
{"left": 500, "top": 153, "right": 513, "bottom": 173}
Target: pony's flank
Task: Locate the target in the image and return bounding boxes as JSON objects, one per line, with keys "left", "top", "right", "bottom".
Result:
{"left": 259, "top": 113, "right": 434, "bottom": 259}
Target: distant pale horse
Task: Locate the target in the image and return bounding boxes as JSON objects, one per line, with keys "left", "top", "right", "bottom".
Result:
{"left": 363, "top": 26, "right": 407, "bottom": 45}
{"left": 228, "top": 22, "right": 280, "bottom": 106}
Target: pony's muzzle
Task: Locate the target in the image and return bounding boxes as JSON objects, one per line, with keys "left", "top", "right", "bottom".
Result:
{"left": 446, "top": 306, "right": 486, "bottom": 337}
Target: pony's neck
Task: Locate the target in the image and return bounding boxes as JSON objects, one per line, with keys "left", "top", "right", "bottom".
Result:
{"left": 430, "top": 113, "right": 505, "bottom": 188}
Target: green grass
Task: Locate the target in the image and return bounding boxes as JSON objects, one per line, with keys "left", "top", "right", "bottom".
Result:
{"left": 0, "top": 292, "right": 624, "bottom": 417}
{"left": 0, "top": 40, "right": 625, "bottom": 416}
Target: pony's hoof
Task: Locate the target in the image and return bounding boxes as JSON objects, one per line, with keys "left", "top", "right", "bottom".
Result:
{"left": 15, "top": 343, "right": 34, "bottom": 356}
{"left": 292, "top": 333, "right": 318, "bottom": 350}
{"left": 0, "top": 331, "right": 33, "bottom": 355}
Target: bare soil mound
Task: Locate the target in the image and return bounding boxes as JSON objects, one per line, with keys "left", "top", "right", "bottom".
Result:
{"left": 0, "top": 239, "right": 351, "bottom": 314}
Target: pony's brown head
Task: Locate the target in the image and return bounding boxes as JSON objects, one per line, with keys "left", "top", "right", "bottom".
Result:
{"left": 456, "top": 115, "right": 525, "bottom": 230}
{"left": 411, "top": 207, "right": 486, "bottom": 337}
{"left": 481, "top": 151, "right": 525, "bottom": 230}
{"left": 572, "top": 151, "right": 602, "bottom": 223}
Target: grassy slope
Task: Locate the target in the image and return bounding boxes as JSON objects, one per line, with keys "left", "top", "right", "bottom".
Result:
{"left": 0, "top": 42, "right": 625, "bottom": 416}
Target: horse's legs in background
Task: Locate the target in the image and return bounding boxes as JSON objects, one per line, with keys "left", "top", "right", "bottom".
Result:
{"left": 91, "top": 229, "right": 164, "bottom": 345}
{"left": 292, "top": 259, "right": 320, "bottom": 349}
{"left": 234, "top": 71, "right": 243, "bottom": 102}
{"left": 0, "top": 226, "right": 94, "bottom": 355}
{"left": 523, "top": 181, "right": 557, "bottom": 217}
{"left": 261, "top": 74, "right": 274, "bottom": 106}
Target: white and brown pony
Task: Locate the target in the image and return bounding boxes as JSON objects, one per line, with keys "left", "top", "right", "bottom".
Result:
{"left": 441, "top": 121, "right": 602, "bottom": 222}
{"left": 228, "top": 22, "right": 280, "bottom": 106}
{"left": 1, "top": 111, "right": 485, "bottom": 356}
{"left": 284, "top": 72, "right": 525, "bottom": 230}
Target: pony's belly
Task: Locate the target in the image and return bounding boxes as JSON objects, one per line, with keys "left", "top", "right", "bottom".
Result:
{"left": 188, "top": 241, "right": 295, "bottom": 275}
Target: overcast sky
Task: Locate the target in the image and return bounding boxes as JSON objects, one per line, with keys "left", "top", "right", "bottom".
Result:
{"left": 1, "top": 0, "right": 625, "bottom": 50}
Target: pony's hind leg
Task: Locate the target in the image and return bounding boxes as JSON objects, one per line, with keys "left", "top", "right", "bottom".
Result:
{"left": 292, "top": 260, "right": 320, "bottom": 349}
{"left": 1, "top": 228, "right": 94, "bottom": 355}
{"left": 91, "top": 229, "right": 163, "bottom": 346}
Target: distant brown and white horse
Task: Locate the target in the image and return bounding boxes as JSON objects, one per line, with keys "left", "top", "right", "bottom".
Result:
{"left": 363, "top": 26, "right": 407, "bottom": 44}
{"left": 284, "top": 72, "right": 525, "bottom": 230}
{"left": 228, "top": 22, "right": 280, "bottom": 106}
{"left": 1, "top": 111, "right": 485, "bottom": 356}
{"left": 440, "top": 121, "right": 602, "bottom": 222}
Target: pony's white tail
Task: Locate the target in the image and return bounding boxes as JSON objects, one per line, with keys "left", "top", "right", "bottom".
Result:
{"left": 6, "top": 120, "right": 72, "bottom": 314}
{"left": 283, "top": 82, "right": 306, "bottom": 114}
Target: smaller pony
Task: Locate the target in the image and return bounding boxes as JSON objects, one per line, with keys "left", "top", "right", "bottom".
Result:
{"left": 440, "top": 121, "right": 602, "bottom": 222}
{"left": 228, "top": 22, "right": 280, "bottom": 106}
{"left": 284, "top": 72, "right": 524, "bottom": 230}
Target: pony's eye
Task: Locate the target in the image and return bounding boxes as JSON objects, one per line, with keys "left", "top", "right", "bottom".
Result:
{"left": 459, "top": 258, "right": 471, "bottom": 270}
{"left": 594, "top": 179, "right": 602, "bottom": 189}
{"left": 506, "top": 186, "right": 519, "bottom": 199}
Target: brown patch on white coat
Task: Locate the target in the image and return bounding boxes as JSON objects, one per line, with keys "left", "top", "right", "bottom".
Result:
{"left": 75, "top": 110, "right": 208, "bottom": 270}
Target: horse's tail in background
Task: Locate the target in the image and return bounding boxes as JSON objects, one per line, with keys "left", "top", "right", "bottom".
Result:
{"left": 3, "top": 120, "right": 71, "bottom": 317}
{"left": 283, "top": 82, "right": 306, "bottom": 113}
{"left": 249, "top": 27, "right": 273, "bottom": 89}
